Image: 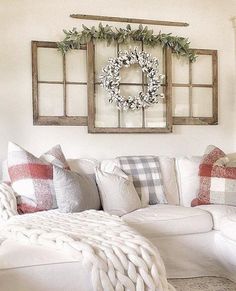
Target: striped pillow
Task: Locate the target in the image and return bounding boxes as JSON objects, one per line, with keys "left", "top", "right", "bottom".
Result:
{"left": 8, "top": 142, "right": 69, "bottom": 213}
{"left": 192, "top": 145, "right": 236, "bottom": 206}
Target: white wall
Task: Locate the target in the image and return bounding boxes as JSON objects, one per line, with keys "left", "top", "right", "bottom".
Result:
{"left": 0, "top": 0, "right": 236, "bottom": 164}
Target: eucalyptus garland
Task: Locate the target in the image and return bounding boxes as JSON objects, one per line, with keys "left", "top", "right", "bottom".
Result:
{"left": 100, "top": 48, "right": 164, "bottom": 111}
{"left": 57, "top": 23, "right": 196, "bottom": 62}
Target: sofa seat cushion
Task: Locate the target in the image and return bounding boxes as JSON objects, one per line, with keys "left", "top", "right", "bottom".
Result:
{"left": 123, "top": 204, "right": 213, "bottom": 237}
{"left": 196, "top": 205, "right": 236, "bottom": 230}
{"left": 220, "top": 215, "right": 236, "bottom": 242}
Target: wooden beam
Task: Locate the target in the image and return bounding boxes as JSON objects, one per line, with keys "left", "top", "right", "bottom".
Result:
{"left": 70, "top": 14, "right": 189, "bottom": 27}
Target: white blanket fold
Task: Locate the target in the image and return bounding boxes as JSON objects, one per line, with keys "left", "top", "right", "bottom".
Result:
{"left": 0, "top": 210, "right": 174, "bottom": 291}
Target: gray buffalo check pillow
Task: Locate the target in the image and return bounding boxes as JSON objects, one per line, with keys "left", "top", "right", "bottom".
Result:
{"left": 116, "top": 156, "right": 167, "bottom": 206}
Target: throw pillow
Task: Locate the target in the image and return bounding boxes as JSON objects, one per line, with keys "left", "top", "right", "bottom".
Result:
{"left": 8, "top": 142, "right": 69, "bottom": 213}
{"left": 175, "top": 156, "right": 201, "bottom": 207}
{"left": 191, "top": 145, "right": 236, "bottom": 206}
{"left": 116, "top": 156, "right": 167, "bottom": 207}
{"left": 53, "top": 166, "right": 101, "bottom": 213}
{"left": 95, "top": 166, "right": 141, "bottom": 216}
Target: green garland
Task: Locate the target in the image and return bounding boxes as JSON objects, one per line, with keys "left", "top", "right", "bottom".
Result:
{"left": 57, "top": 23, "right": 196, "bottom": 62}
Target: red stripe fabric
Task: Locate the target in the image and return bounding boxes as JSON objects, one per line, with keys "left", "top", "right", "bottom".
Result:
{"left": 9, "top": 164, "right": 52, "bottom": 181}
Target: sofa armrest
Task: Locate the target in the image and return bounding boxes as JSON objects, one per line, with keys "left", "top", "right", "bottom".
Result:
{"left": 0, "top": 183, "right": 18, "bottom": 222}
{"left": 196, "top": 204, "right": 236, "bottom": 230}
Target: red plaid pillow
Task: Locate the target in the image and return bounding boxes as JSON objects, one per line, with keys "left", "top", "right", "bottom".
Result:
{"left": 8, "top": 142, "right": 69, "bottom": 213}
{"left": 192, "top": 145, "right": 236, "bottom": 206}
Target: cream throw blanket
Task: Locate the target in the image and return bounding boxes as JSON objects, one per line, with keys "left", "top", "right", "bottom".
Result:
{"left": 0, "top": 209, "right": 175, "bottom": 291}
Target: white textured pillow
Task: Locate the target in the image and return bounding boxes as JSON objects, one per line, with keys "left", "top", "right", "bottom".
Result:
{"left": 175, "top": 157, "right": 201, "bottom": 207}
{"left": 95, "top": 167, "right": 141, "bottom": 216}
{"left": 158, "top": 157, "right": 179, "bottom": 205}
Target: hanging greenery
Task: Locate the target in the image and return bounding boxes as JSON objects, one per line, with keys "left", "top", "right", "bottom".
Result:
{"left": 57, "top": 23, "right": 196, "bottom": 62}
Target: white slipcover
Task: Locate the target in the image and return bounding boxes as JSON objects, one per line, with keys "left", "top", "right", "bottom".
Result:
{"left": 123, "top": 204, "right": 213, "bottom": 236}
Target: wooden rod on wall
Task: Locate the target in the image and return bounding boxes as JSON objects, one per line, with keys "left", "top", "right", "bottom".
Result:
{"left": 70, "top": 14, "right": 189, "bottom": 27}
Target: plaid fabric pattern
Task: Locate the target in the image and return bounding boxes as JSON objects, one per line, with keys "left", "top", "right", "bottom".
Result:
{"left": 192, "top": 145, "right": 236, "bottom": 207}
{"left": 8, "top": 142, "right": 69, "bottom": 214}
{"left": 116, "top": 156, "right": 167, "bottom": 206}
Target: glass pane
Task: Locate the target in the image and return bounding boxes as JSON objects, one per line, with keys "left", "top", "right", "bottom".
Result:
{"left": 119, "top": 84, "right": 143, "bottom": 101}
{"left": 192, "top": 88, "right": 213, "bottom": 117}
{"left": 172, "top": 87, "right": 189, "bottom": 117}
{"left": 172, "top": 55, "right": 189, "bottom": 84}
{"left": 119, "top": 41, "right": 142, "bottom": 84}
{"left": 119, "top": 85, "right": 143, "bottom": 127}
{"left": 145, "top": 86, "right": 166, "bottom": 127}
{"left": 121, "top": 110, "right": 142, "bottom": 128}
{"left": 38, "top": 84, "right": 64, "bottom": 116}
{"left": 144, "top": 45, "right": 164, "bottom": 83}
{"left": 192, "top": 55, "right": 212, "bottom": 84}
{"left": 66, "top": 50, "right": 87, "bottom": 82}
{"left": 67, "top": 85, "right": 87, "bottom": 116}
{"left": 38, "top": 48, "right": 63, "bottom": 81}
{"left": 95, "top": 41, "right": 117, "bottom": 82}
{"left": 95, "top": 85, "right": 118, "bottom": 127}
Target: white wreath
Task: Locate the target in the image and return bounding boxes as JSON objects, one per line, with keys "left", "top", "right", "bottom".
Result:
{"left": 100, "top": 48, "right": 165, "bottom": 111}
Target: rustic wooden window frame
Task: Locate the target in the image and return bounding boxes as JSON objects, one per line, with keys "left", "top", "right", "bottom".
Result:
{"left": 87, "top": 41, "right": 173, "bottom": 133}
{"left": 173, "top": 49, "right": 218, "bottom": 125}
{"left": 32, "top": 40, "right": 88, "bottom": 126}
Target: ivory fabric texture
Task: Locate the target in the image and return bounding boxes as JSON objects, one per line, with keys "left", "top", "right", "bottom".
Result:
{"left": 95, "top": 167, "right": 141, "bottom": 216}
{"left": 0, "top": 183, "right": 17, "bottom": 222}
{"left": 175, "top": 157, "right": 201, "bottom": 207}
{"left": 0, "top": 210, "right": 174, "bottom": 291}
{"left": 7, "top": 142, "right": 69, "bottom": 213}
{"left": 53, "top": 166, "right": 101, "bottom": 213}
{"left": 192, "top": 145, "right": 236, "bottom": 207}
{"left": 116, "top": 156, "right": 167, "bottom": 207}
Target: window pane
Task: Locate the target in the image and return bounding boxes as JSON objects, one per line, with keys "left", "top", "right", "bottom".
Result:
{"left": 192, "top": 55, "right": 212, "bottom": 84}
{"left": 119, "top": 41, "right": 142, "bottom": 84}
{"left": 95, "top": 85, "right": 118, "bottom": 127}
{"left": 172, "top": 55, "right": 189, "bottom": 84}
{"left": 144, "top": 46, "right": 164, "bottom": 80}
{"left": 192, "top": 88, "right": 213, "bottom": 117}
{"left": 67, "top": 85, "right": 87, "bottom": 116}
{"left": 121, "top": 110, "right": 142, "bottom": 128}
{"left": 145, "top": 86, "right": 166, "bottom": 127}
{"left": 119, "top": 85, "right": 142, "bottom": 128}
{"left": 38, "top": 84, "right": 64, "bottom": 116}
{"left": 66, "top": 50, "right": 87, "bottom": 82}
{"left": 95, "top": 41, "right": 117, "bottom": 82}
{"left": 38, "top": 48, "right": 63, "bottom": 81}
{"left": 172, "top": 87, "right": 189, "bottom": 117}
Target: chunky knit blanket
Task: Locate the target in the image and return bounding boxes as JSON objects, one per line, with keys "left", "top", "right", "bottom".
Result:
{"left": 0, "top": 210, "right": 175, "bottom": 291}
{"left": 0, "top": 183, "right": 18, "bottom": 222}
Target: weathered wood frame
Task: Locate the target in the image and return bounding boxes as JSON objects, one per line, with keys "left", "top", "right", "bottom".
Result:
{"left": 32, "top": 40, "right": 88, "bottom": 126}
{"left": 173, "top": 49, "right": 218, "bottom": 125}
{"left": 87, "top": 42, "right": 172, "bottom": 133}
{"left": 70, "top": 13, "right": 189, "bottom": 27}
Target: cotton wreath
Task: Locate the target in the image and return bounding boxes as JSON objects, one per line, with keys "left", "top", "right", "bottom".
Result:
{"left": 100, "top": 48, "right": 165, "bottom": 111}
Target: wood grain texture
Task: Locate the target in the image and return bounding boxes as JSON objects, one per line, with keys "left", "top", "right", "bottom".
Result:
{"left": 70, "top": 13, "right": 189, "bottom": 27}
{"left": 173, "top": 48, "right": 218, "bottom": 125}
{"left": 87, "top": 41, "right": 96, "bottom": 132}
{"left": 32, "top": 41, "right": 88, "bottom": 126}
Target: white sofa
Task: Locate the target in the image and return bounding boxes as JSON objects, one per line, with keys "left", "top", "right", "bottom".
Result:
{"left": 100, "top": 156, "right": 236, "bottom": 283}
{"left": 1, "top": 155, "right": 236, "bottom": 290}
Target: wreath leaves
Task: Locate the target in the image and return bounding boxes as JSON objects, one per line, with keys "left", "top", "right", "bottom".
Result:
{"left": 57, "top": 23, "right": 196, "bottom": 62}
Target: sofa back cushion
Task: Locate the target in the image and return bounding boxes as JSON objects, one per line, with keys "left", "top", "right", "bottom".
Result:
{"left": 192, "top": 145, "right": 236, "bottom": 206}
{"left": 158, "top": 157, "right": 180, "bottom": 205}
{"left": 175, "top": 156, "right": 201, "bottom": 207}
